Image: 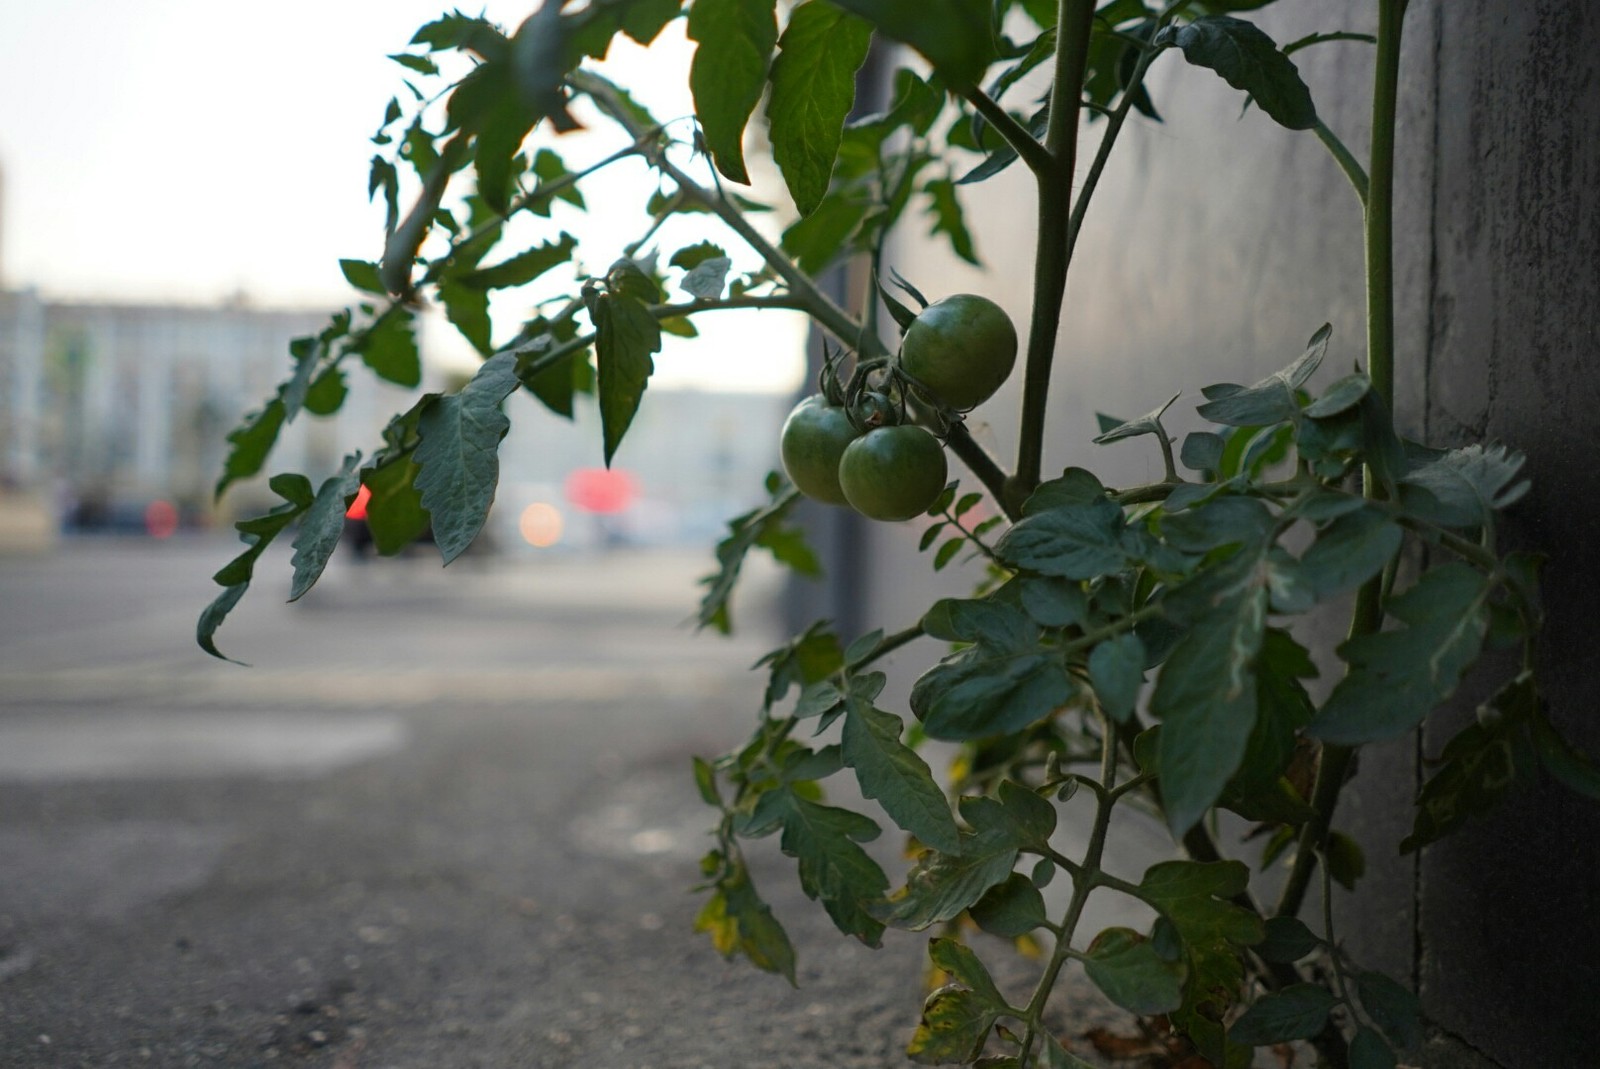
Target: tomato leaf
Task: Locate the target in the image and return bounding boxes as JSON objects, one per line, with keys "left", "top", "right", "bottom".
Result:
{"left": 1151, "top": 546, "right": 1272, "bottom": 836}
{"left": 906, "top": 985, "right": 999, "bottom": 1065}
{"left": 589, "top": 291, "right": 662, "bottom": 466}
{"left": 909, "top": 601, "right": 1075, "bottom": 740}
{"left": 411, "top": 352, "right": 519, "bottom": 564}
{"left": 288, "top": 454, "right": 363, "bottom": 602}
{"left": 829, "top": 0, "right": 995, "bottom": 88}
{"left": 355, "top": 307, "right": 423, "bottom": 386}
{"left": 1083, "top": 927, "right": 1187, "bottom": 1015}
{"left": 744, "top": 787, "right": 888, "bottom": 945}
{"left": 1229, "top": 983, "right": 1337, "bottom": 1044}
{"left": 842, "top": 697, "right": 960, "bottom": 853}
{"left": 995, "top": 496, "right": 1127, "bottom": 579}
{"left": 765, "top": 1, "right": 874, "bottom": 216}
{"left": 197, "top": 474, "right": 316, "bottom": 662}
{"left": 1308, "top": 563, "right": 1493, "bottom": 745}
{"left": 1165, "top": 16, "right": 1318, "bottom": 131}
{"left": 695, "top": 852, "right": 797, "bottom": 984}
{"left": 215, "top": 397, "right": 287, "bottom": 499}
{"left": 688, "top": 0, "right": 778, "bottom": 185}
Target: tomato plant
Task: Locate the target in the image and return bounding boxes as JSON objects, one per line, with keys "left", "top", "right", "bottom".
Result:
{"left": 197, "top": 1, "right": 1599, "bottom": 1067}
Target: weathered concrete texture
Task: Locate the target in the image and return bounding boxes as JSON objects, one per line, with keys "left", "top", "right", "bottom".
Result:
{"left": 1415, "top": 1, "right": 1600, "bottom": 1064}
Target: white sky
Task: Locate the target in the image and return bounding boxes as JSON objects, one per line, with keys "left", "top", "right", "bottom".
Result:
{"left": 0, "top": 0, "right": 806, "bottom": 391}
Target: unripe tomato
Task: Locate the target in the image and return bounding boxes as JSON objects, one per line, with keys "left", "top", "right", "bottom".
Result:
{"left": 780, "top": 394, "right": 861, "bottom": 506}
{"left": 898, "top": 294, "right": 1018, "bottom": 410}
{"left": 838, "top": 425, "right": 948, "bottom": 522}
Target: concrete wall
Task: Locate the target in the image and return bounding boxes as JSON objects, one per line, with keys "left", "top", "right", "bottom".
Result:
{"left": 828, "top": 2, "right": 1598, "bottom": 1064}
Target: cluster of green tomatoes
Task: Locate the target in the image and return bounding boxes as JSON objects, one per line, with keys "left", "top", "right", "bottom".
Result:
{"left": 780, "top": 294, "right": 1018, "bottom": 521}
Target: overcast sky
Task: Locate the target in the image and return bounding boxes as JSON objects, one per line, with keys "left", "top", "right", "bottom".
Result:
{"left": 0, "top": 1, "right": 805, "bottom": 391}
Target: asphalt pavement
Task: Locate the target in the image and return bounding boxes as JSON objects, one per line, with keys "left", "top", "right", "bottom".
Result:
{"left": 0, "top": 535, "right": 1137, "bottom": 1069}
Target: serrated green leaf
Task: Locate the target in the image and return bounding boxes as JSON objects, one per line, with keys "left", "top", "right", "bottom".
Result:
{"left": 439, "top": 278, "right": 493, "bottom": 356}
{"left": 1308, "top": 564, "right": 1492, "bottom": 745}
{"left": 389, "top": 51, "right": 439, "bottom": 75}
{"left": 362, "top": 455, "right": 431, "bottom": 555}
{"left": 928, "top": 937, "right": 1007, "bottom": 1007}
{"left": 1403, "top": 674, "right": 1539, "bottom": 851}
{"left": 910, "top": 602, "right": 1074, "bottom": 741}
{"left": 925, "top": 175, "right": 979, "bottom": 264}
{"left": 765, "top": 1, "right": 874, "bottom": 216}
{"left": 460, "top": 232, "right": 576, "bottom": 290}
{"left": 1229, "top": 983, "right": 1336, "bottom": 1044}
{"left": 1304, "top": 371, "right": 1370, "bottom": 418}
{"left": 1151, "top": 545, "right": 1271, "bottom": 835}
{"left": 934, "top": 537, "right": 966, "bottom": 570}
{"left": 589, "top": 291, "right": 662, "bottom": 465}
{"left": 1017, "top": 576, "right": 1088, "bottom": 629}
{"left": 288, "top": 455, "right": 363, "bottom": 602}
{"left": 1299, "top": 505, "right": 1402, "bottom": 602}
{"left": 304, "top": 366, "right": 348, "bottom": 416}
{"left": 876, "top": 820, "right": 1028, "bottom": 930}
{"left": 198, "top": 477, "right": 315, "bottom": 661}
{"left": 695, "top": 854, "right": 797, "bottom": 983}
{"left": 830, "top": 0, "right": 995, "bottom": 87}
{"left": 780, "top": 192, "right": 870, "bottom": 273}
{"left": 1084, "top": 928, "right": 1187, "bottom": 1015}
{"left": 356, "top": 308, "right": 423, "bottom": 386}
{"left": 1138, "top": 860, "right": 1262, "bottom": 947}
{"left": 1398, "top": 443, "right": 1530, "bottom": 529}
{"left": 969, "top": 873, "right": 1047, "bottom": 937}
{"left": 842, "top": 697, "right": 960, "bottom": 853}
{"left": 1356, "top": 971, "right": 1422, "bottom": 1050}
{"left": 1196, "top": 325, "right": 1329, "bottom": 426}
{"left": 1168, "top": 16, "right": 1317, "bottom": 130}
{"left": 412, "top": 352, "right": 519, "bottom": 564}
{"left": 1256, "top": 916, "right": 1320, "bottom": 963}
{"left": 1181, "top": 431, "right": 1226, "bottom": 472}
{"left": 996, "top": 497, "right": 1127, "bottom": 579}
{"left": 688, "top": 0, "right": 778, "bottom": 185}
{"left": 339, "top": 258, "right": 387, "bottom": 294}
{"left": 215, "top": 397, "right": 286, "bottom": 499}
{"left": 907, "top": 985, "right": 999, "bottom": 1064}
{"left": 747, "top": 788, "right": 888, "bottom": 945}
{"left": 1088, "top": 633, "right": 1146, "bottom": 723}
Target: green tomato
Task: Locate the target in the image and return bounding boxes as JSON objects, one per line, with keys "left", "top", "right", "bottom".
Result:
{"left": 898, "top": 293, "right": 1018, "bottom": 410}
{"left": 838, "top": 425, "right": 948, "bottom": 522}
{"left": 780, "top": 394, "right": 861, "bottom": 505}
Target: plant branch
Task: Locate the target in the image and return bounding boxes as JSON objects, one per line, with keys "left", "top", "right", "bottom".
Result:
{"left": 1065, "top": 39, "right": 1166, "bottom": 260}
{"left": 1279, "top": 0, "right": 1410, "bottom": 925}
{"left": 945, "top": 422, "right": 1016, "bottom": 515}
{"left": 1011, "top": 0, "right": 1097, "bottom": 515}
{"left": 1314, "top": 120, "right": 1371, "bottom": 207}
{"left": 960, "top": 85, "right": 1054, "bottom": 177}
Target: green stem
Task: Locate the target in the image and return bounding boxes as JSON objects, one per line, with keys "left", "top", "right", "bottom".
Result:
{"left": 960, "top": 85, "right": 1054, "bottom": 177}
{"left": 1019, "top": 718, "right": 1118, "bottom": 1066}
{"left": 1064, "top": 40, "right": 1165, "bottom": 260}
{"left": 1011, "top": 0, "right": 1097, "bottom": 515}
{"left": 1314, "top": 120, "right": 1371, "bottom": 207}
{"left": 1278, "top": 0, "right": 1409, "bottom": 924}
{"left": 571, "top": 71, "right": 880, "bottom": 359}
{"left": 944, "top": 423, "right": 1016, "bottom": 518}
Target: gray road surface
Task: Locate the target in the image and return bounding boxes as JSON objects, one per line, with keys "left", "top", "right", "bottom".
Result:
{"left": 0, "top": 536, "right": 1137, "bottom": 1069}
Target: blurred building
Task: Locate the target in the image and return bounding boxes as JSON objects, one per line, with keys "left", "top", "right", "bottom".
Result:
{"left": 0, "top": 283, "right": 789, "bottom": 545}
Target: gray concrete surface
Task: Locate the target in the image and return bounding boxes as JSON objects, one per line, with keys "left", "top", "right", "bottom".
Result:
{"left": 0, "top": 536, "right": 1135, "bottom": 1069}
